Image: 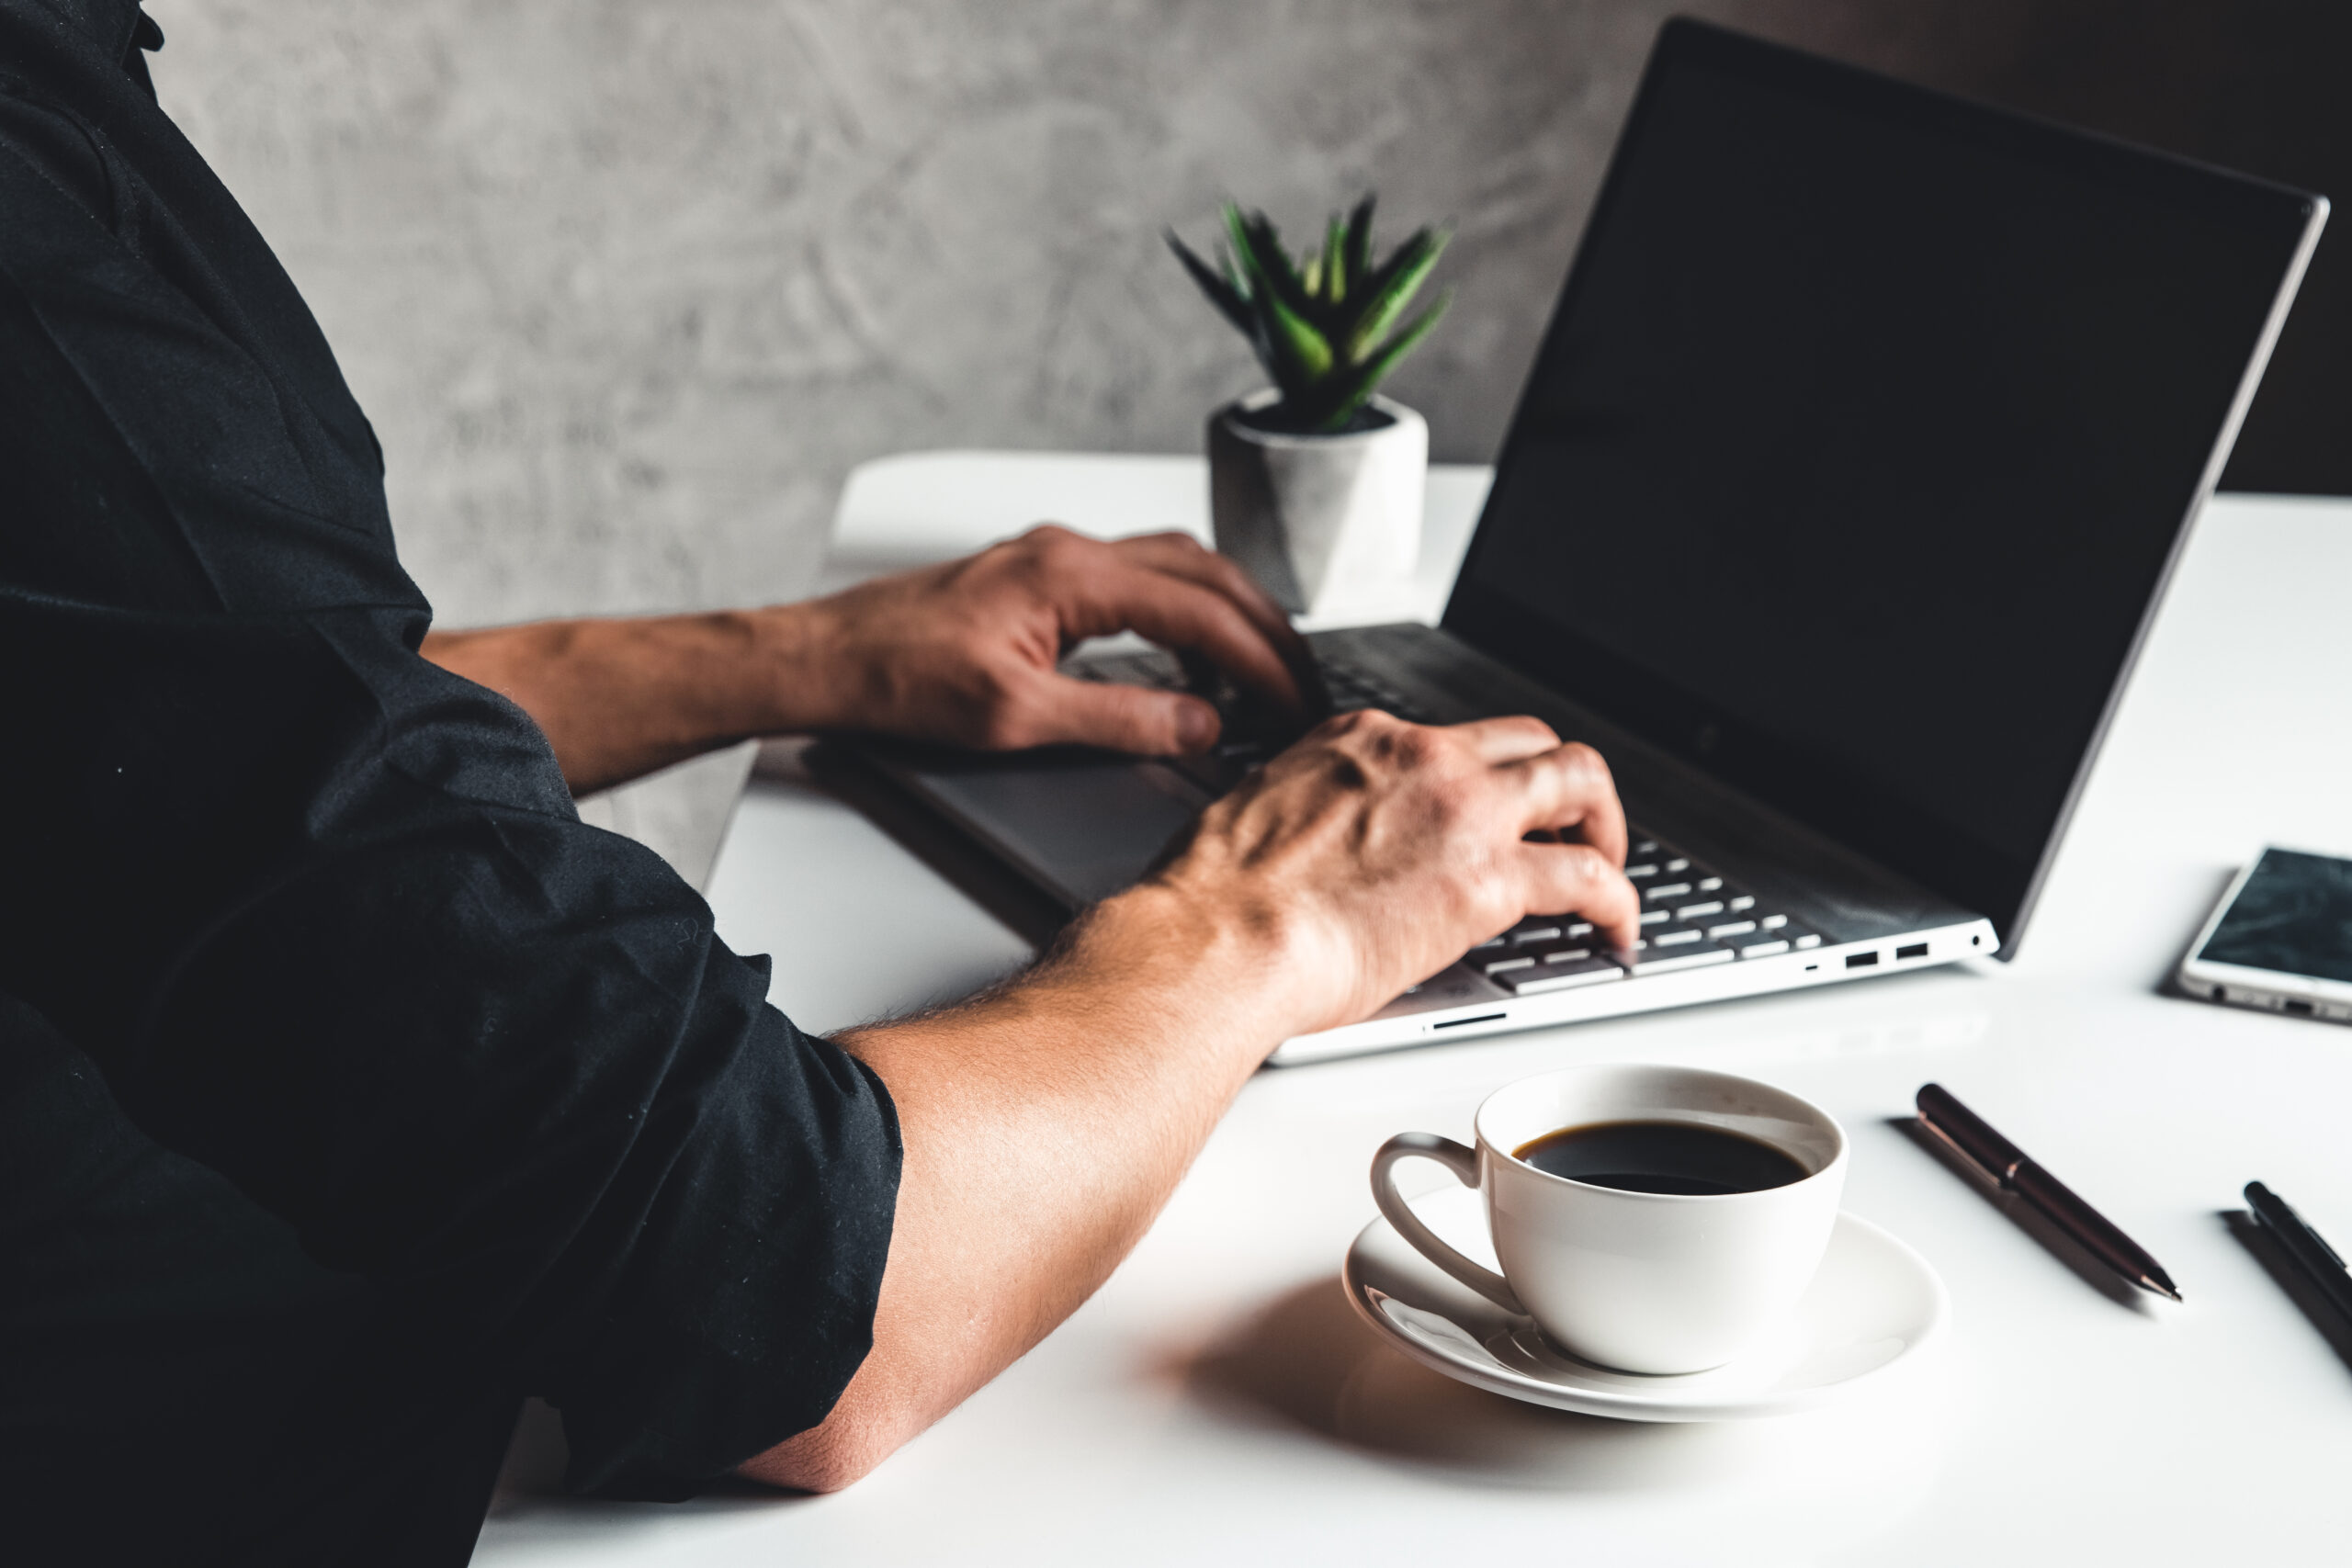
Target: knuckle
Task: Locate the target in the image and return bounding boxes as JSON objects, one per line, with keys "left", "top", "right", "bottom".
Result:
{"left": 1016, "top": 525, "right": 1089, "bottom": 575}
{"left": 1374, "top": 719, "right": 1430, "bottom": 761}
{"left": 1508, "top": 714, "right": 1561, "bottom": 749}
{"left": 1317, "top": 708, "right": 1378, "bottom": 742}
{"left": 1204, "top": 554, "right": 1254, "bottom": 590}
{"left": 1559, "top": 842, "right": 1611, "bottom": 883}
{"left": 1557, "top": 739, "right": 1610, "bottom": 782}
{"left": 1393, "top": 726, "right": 1448, "bottom": 771}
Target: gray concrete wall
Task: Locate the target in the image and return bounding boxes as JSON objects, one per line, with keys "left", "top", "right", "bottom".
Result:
{"left": 151, "top": 1, "right": 2348, "bottom": 636}
{"left": 149, "top": 0, "right": 1698, "bottom": 626}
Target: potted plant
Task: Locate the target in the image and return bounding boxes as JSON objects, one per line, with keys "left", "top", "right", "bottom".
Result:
{"left": 1169, "top": 197, "right": 1452, "bottom": 615}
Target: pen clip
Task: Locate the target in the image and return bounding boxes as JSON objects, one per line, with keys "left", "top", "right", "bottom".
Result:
{"left": 1916, "top": 1083, "right": 2026, "bottom": 1188}
{"left": 1915, "top": 1109, "right": 2014, "bottom": 1189}
{"left": 2282, "top": 1193, "right": 2346, "bottom": 1269}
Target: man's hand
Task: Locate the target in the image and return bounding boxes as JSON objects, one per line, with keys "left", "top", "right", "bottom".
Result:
{"left": 422, "top": 525, "right": 1309, "bottom": 794}
{"left": 1154, "top": 709, "right": 1642, "bottom": 1036}
{"left": 789, "top": 525, "right": 1308, "bottom": 755}
{"left": 742, "top": 708, "right": 1636, "bottom": 1492}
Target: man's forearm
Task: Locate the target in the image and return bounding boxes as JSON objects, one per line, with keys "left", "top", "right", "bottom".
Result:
{"left": 422, "top": 608, "right": 828, "bottom": 794}
{"left": 738, "top": 882, "right": 1294, "bottom": 1492}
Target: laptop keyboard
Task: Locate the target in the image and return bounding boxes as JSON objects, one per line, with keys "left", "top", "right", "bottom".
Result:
{"left": 1469, "top": 835, "right": 1819, "bottom": 995}
{"left": 1070, "top": 649, "right": 1820, "bottom": 988}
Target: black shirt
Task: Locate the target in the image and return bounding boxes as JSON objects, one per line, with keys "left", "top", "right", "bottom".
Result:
{"left": 0, "top": 4, "right": 901, "bottom": 1561}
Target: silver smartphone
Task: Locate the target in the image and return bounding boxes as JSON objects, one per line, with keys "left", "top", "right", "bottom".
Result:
{"left": 2177, "top": 847, "right": 2352, "bottom": 1023}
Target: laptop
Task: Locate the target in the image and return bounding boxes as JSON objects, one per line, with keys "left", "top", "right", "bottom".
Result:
{"left": 841, "top": 17, "right": 2326, "bottom": 1065}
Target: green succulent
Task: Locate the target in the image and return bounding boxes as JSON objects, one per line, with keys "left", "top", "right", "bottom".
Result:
{"left": 1168, "top": 195, "right": 1453, "bottom": 435}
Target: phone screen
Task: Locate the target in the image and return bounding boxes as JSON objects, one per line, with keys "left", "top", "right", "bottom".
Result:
{"left": 2198, "top": 849, "right": 2352, "bottom": 984}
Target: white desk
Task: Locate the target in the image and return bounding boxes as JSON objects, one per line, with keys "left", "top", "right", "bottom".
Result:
{"left": 477, "top": 455, "right": 2352, "bottom": 1566}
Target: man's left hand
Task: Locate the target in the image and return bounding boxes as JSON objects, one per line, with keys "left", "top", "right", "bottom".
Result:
{"left": 788, "top": 525, "right": 1310, "bottom": 755}
{"left": 423, "top": 525, "right": 1309, "bottom": 792}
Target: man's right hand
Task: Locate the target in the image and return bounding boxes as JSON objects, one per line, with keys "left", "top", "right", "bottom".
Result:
{"left": 1145, "top": 708, "right": 1642, "bottom": 1041}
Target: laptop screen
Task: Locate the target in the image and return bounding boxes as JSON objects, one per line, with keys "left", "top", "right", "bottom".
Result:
{"left": 1445, "top": 18, "right": 2320, "bottom": 951}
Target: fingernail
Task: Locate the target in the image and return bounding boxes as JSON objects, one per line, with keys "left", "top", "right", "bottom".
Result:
{"left": 1175, "top": 701, "right": 1218, "bottom": 752}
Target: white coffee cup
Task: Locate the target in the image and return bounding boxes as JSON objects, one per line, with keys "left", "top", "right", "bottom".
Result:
{"left": 1371, "top": 1063, "right": 1848, "bottom": 1374}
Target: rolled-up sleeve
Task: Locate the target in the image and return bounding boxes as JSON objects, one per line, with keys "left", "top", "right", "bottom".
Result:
{"left": 104, "top": 799, "right": 896, "bottom": 1500}
{"left": 119, "top": 785, "right": 900, "bottom": 1500}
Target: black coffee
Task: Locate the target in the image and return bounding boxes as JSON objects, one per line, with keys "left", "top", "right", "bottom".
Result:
{"left": 1513, "top": 1120, "right": 1809, "bottom": 1195}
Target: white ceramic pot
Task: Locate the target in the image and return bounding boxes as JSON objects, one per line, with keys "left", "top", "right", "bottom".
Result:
{"left": 1206, "top": 389, "right": 1426, "bottom": 616}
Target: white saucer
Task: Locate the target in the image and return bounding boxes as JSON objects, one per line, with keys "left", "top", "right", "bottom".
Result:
{"left": 1343, "top": 1185, "right": 1948, "bottom": 1422}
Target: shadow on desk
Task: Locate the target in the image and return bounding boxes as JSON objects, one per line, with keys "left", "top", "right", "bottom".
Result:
{"left": 1181, "top": 1276, "right": 1871, "bottom": 1493}
{"left": 2150, "top": 862, "right": 2239, "bottom": 1004}
{"left": 1888, "top": 1116, "right": 2161, "bottom": 1314}
{"left": 485, "top": 1398, "right": 807, "bottom": 1528}
{"left": 2221, "top": 1209, "right": 2352, "bottom": 1378}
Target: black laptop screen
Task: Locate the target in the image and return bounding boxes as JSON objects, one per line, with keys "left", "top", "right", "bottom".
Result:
{"left": 1446, "top": 19, "right": 2318, "bottom": 948}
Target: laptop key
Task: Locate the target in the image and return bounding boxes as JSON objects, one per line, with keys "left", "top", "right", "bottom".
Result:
{"left": 1625, "top": 863, "right": 1659, "bottom": 879}
{"left": 1651, "top": 928, "right": 1705, "bottom": 947}
{"left": 1728, "top": 895, "right": 1757, "bottom": 912}
{"left": 1638, "top": 909, "right": 1671, "bottom": 926}
{"left": 1645, "top": 882, "right": 1694, "bottom": 901}
{"left": 1498, "top": 955, "right": 1626, "bottom": 994}
{"left": 1535, "top": 944, "right": 1592, "bottom": 964}
{"left": 1676, "top": 900, "right": 1725, "bottom": 920}
{"left": 1511, "top": 925, "right": 1564, "bottom": 945}
{"left": 1630, "top": 944, "right": 1736, "bottom": 976}
{"left": 1482, "top": 955, "right": 1536, "bottom": 976}
{"left": 1708, "top": 919, "right": 1758, "bottom": 939}
{"left": 1740, "top": 938, "right": 1791, "bottom": 958}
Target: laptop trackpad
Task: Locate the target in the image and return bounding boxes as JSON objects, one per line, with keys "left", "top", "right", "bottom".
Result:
{"left": 915, "top": 757, "right": 1207, "bottom": 908}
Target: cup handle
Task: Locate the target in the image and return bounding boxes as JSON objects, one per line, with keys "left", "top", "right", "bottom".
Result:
{"left": 1371, "top": 1133, "right": 1527, "bottom": 1316}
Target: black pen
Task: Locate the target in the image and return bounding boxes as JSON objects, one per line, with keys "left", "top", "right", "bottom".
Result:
{"left": 1915, "top": 1083, "right": 2182, "bottom": 1302}
{"left": 2244, "top": 1181, "right": 2352, "bottom": 1325}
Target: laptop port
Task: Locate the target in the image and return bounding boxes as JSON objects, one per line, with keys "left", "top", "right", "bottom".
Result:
{"left": 2284, "top": 998, "right": 2314, "bottom": 1016}
{"left": 1896, "top": 942, "right": 1928, "bottom": 961}
{"left": 1846, "top": 951, "right": 1880, "bottom": 969}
